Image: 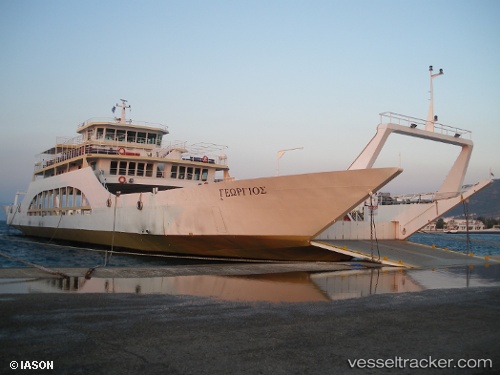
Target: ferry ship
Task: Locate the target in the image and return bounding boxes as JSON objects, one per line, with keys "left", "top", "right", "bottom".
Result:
{"left": 4, "top": 100, "right": 401, "bottom": 261}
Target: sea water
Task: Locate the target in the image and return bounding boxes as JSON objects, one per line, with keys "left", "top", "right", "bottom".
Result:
{"left": 409, "top": 232, "right": 500, "bottom": 257}
{"left": 0, "top": 221, "right": 499, "bottom": 268}
{"left": 0, "top": 221, "right": 212, "bottom": 268}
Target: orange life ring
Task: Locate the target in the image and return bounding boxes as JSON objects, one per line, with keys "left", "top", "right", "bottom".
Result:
{"left": 118, "top": 147, "right": 126, "bottom": 155}
{"left": 118, "top": 176, "right": 126, "bottom": 184}
{"left": 202, "top": 155, "right": 209, "bottom": 163}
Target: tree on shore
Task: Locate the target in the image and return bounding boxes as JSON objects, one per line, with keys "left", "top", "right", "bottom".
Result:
{"left": 436, "top": 218, "right": 445, "bottom": 229}
{"left": 477, "top": 216, "right": 500, "bottom": 229}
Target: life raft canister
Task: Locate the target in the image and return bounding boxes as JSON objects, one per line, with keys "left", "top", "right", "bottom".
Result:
{"left": 118, "top": 176, "right": 126, "bottom": 184}
{"left": 118, "top": 147, "right": 126, "bottom": 155}
{"left": 202, "top": 155, "right": 209, "bottom": 163}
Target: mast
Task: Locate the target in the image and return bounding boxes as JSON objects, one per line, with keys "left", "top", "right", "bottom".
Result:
{"left": 425, "top": 65, "right": 444, "bottom": 132}
{"left": 114, "top": 99, "right": 131, "bottom": 124}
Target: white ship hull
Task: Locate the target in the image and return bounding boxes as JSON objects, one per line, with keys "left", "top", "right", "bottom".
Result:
{"left": 6, "top": 166, "right": 401, "bottom": 261}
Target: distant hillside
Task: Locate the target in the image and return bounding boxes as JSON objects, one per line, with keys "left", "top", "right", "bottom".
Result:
{"left": 446, "top": 179, "right": 500, "bottom": 218}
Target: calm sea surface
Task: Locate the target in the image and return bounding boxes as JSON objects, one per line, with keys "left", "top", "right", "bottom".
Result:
{"left": 0, "top": 221, "right": 499, "bottom": 269}
{"left": 409, "top": 232, "right": 500, "bottom": 256}
{"left": 0, "top": 221, "right": 213, "bottom": 268}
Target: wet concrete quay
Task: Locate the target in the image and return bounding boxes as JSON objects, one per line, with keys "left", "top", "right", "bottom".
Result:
{"left": 1, "top": 285, "right": 499, "bottom": 374}
{"left": 1, "top": 260, "right": 499, "bottom": 374}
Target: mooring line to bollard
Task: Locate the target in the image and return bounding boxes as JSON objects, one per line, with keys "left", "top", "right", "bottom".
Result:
{"left": 0, "top": 251, "right": 68, "bottom": 278}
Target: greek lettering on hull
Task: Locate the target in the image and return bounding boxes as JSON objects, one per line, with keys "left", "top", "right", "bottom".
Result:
{"left": 219, "top": 186, "right": 267, "bottom": 199}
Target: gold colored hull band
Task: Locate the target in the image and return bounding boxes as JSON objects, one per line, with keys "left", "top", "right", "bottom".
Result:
{"left": 15, "top": 226, "right": 352, "bottom": 262}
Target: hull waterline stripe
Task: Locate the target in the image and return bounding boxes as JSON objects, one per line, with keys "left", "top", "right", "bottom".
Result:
{"left": 1, "top": 235, "right": 329, "bottom": 264}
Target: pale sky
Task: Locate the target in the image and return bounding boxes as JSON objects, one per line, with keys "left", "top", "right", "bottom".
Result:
{"left": 1, "top": 0, "right": 499, "bottom": 211}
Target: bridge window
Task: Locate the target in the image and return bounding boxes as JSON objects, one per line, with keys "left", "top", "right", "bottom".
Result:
{"left": 137, "top": 132, "right": 146, "bottom": 143}
{"left": 105, "top": 129, "right": 115, "bottom": 140}
{"left": 96, "top": 128, "right": 104, "bottom": 139}
{"left": 127, "top": 131, "right": 136, "bottom": 143}
{"left": 147, "top": 133, "right": 156, "bottom": 145}
{"left": 116, "top": 130, "right": 126, "bottom": 142}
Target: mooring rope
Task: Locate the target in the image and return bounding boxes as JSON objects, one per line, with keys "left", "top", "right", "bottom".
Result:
{"left": 0, "top": 250, "right": 68, "bottom": 278}
{"left": 463, "top": 199, "right": 471, "bottom": 255}
{"left": 48, "top": 213, "right": 64, "bottom": 243}
{"left": 6, "top": 204, "right": 20, "bottom": 230}
{"left": 369, "top": 194, "right": 381, "bottom": 261}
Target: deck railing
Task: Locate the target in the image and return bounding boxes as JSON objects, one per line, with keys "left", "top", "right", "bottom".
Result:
{"left": 373, "top": 181, "right": 483, "bottom": 207}
{"left": 38, "top": 144, "right": 120, "bottom": 169}
{"left": 380, "top": 112, "right": 472, "bottom": 139}
{"left": 35, "top": 140, "right": 228, "bottom": 171}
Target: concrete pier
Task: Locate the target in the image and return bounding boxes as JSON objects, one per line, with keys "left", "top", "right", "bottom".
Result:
{"left": 1, "top": 287, "right": 498, "bottom": 374}
{"left": 1, "top": 255, "right": 499, "bottom": 373}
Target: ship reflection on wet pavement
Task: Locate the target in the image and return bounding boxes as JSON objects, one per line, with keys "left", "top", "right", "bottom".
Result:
{"left": 1, "top": 264, "right": 499, "bottom": 302}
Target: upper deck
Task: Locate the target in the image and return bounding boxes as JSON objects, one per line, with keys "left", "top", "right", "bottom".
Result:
{"left": 34, "top": 101, "right": 228, "bottom": 173}
{"left": 32, "top": 100, "right": 231, "bottom": 193}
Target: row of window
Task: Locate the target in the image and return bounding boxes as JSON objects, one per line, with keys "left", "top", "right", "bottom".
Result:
{"left": 109, "top": 161, "right": 209, "bottom": 181}
{"left": 110, "top": 161, "right": 154, "bottom": 177}
{"left": 28, "top": 186, "right": 91, "bottom": 216}
{"left": 170, "top": 165, "right": 209, "bottom": 181}
{"left": 92, "top": 128, "right": 162, "bottom": 145}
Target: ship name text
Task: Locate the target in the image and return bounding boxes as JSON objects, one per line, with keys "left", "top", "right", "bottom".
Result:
{"left": 219, "top": 186, "right": 267, "bottom": 199}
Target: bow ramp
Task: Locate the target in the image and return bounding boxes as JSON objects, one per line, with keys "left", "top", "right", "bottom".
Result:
{"left": 314, "top": 108, "right": 492, "bottom": 267}
{"left": 311, "top": 239, "right": 496, "bottom": 268}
